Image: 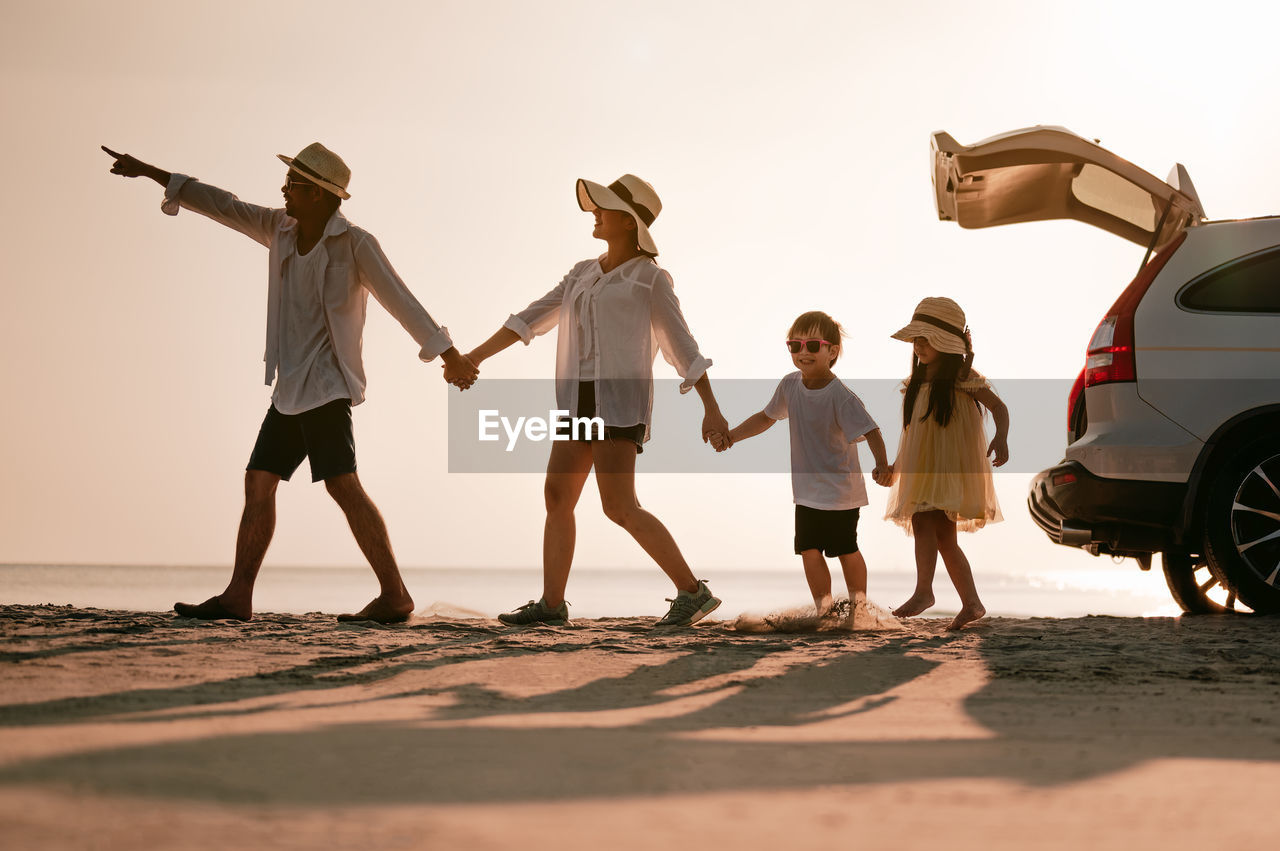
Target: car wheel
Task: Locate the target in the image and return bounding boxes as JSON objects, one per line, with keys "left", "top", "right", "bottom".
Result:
{"left": 1203, "top": 435, "right": 1280, "bottom": 614}
{"left": 1162, "top": 550, "right": 1251, "bottom": 614}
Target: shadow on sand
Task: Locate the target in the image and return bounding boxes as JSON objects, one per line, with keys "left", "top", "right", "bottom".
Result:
{"left": 2, "top": 605, "right": 1279, "bottom": 804}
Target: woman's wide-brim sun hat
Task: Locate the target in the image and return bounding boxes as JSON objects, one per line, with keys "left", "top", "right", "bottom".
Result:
{"left": 576, "top": 174, "right": 661, "bottom": 255}
{"left": 891, "top": 296, "right": 970, "bottom": 355}
{"left": 277, "top": 142, "right": 352, "bottom": 200}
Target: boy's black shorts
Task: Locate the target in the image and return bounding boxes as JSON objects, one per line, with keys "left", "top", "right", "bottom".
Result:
{"left": 246, "top": 399, "right": 356, "bottom": 483}
{"left": 794, "top": 505, "right": 860, "bottom": 557}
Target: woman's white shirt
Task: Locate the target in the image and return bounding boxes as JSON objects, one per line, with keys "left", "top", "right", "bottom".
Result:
{"left": 504, "top": 256, "right": 711, "bottom": 441}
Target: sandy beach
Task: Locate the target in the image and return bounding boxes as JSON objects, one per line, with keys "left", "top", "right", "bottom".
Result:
{"left": 2, "top": 603, "right": 1278, "bottom": 850}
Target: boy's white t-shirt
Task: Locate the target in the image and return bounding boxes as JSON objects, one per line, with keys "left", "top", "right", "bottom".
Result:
{"left": 764, "top": 371, "right": 878, "bottom": 510}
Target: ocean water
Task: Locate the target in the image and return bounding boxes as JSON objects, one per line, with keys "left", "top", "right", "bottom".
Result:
{"left": 0, "top": 562, "right": 1182, "bottom": 620}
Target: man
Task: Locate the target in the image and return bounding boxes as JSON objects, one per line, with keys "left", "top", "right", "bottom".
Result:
{"left": 102, "top": 142, "right": 477, "bottom": 624}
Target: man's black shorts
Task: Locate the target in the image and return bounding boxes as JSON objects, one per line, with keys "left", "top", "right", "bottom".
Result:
{"left": 247, "top": 399, "right": 356, "bottom": 483}
{"left": 794, "top": 505, "right": 860, "bottom": 557}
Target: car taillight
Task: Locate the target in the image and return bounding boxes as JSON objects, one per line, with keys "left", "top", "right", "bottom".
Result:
{"left": 1067, "top": 368, "right": 1085, "bottom": 433}
{"left": 1083, "top": 230, "right": 1187, "bottom": 389}
{"left": 1085, "top": 316, "right": 1134, "bottom": 385}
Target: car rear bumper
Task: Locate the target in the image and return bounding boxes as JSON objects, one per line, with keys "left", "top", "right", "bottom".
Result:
{"left": 1027, "top": 461, "right": 1186, "bottom": 556}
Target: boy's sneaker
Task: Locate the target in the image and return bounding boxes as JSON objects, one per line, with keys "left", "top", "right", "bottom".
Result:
{"left": 498, "top": 598, "right": 570, "bottom": 626}
{"left": 655, "top": 580, "right": 721, "bottom": 627}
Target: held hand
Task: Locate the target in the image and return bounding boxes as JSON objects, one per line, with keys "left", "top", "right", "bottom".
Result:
{"left": 988, "top": 436, "right": 1009, "bottom": 467}
{"left": 872, "top": 464, "right": 893, "bottom": 487}
{"left": 441, "top": 350, "right": 479, "bottom": 390}
{"left": 101, "top": 145, "right": 149, "bottom": 178}
{"left": 706, "top": 430, "right": 731, "bottom": 452}
{"left": 702, "top": 411, "right": 730, "bottom": 450}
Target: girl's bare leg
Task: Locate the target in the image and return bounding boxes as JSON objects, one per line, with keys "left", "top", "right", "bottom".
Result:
{"left": 541, "top": 440, "right": 595, "bottom": 608}
{"left": 593, "top": 439, "right": 699, "bottom": 593}
{"left": 935, "top": 517, "right": 987, "bottom": 630}
{"left": 894, "top": 510, "right": 941, "bottom": 617}
{"left": 800, "top": 549, "right": 833, "bottom": 614}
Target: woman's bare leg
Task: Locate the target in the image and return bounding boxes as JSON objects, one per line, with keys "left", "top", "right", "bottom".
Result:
{"left": 541, "top": 440, "right": 595, "bottom": 608}
{"left": 593, "top": 439, "right": 698, "bottom": 593}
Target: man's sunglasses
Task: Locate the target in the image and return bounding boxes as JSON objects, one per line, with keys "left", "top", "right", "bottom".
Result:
{"left": 285, "top": 175, "right": 317, "bottom": 191}
{"left": 786, "top": 338, "right": 832, "bottom": 354}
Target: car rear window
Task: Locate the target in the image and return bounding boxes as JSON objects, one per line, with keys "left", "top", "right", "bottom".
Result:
{"left": 1180, "top": 247, "right": 1280, "bottom": 313}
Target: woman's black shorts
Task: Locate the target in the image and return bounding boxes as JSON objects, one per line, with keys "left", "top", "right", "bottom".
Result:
{"left": 557, "top": 381, "right": 646, "bottom": 453}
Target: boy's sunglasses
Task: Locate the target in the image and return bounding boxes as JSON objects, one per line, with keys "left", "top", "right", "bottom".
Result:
{"left": 786, "top": 338, "right": 832, "bottom": 354}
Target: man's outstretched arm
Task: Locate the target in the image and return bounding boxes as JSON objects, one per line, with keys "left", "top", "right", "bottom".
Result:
{"left": 102, "top": 146, "right": 171, "bottom": 186}
{"left": 102, "top": 145, "right": 279, "bottom": 247}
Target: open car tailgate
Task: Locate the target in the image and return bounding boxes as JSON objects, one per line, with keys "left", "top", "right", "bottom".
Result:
{"left": 932, "top": 126, "right": 1205, "bottom": 249}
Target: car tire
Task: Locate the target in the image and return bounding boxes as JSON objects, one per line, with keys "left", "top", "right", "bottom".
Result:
{"left": 1203, "top": 435, "right": 1280, "bottom": 614}
{"left": 1162, "top": 550, "right": 1250, "bottom": 614}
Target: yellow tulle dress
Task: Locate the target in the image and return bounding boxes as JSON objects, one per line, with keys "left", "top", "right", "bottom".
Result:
{"left": 885, "top": 371, "right": 1002, "bottom": 534}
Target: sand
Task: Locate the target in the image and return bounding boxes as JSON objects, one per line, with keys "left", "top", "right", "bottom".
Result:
{"left": 2, "top": 602, "right": 1279, "bottom": 850}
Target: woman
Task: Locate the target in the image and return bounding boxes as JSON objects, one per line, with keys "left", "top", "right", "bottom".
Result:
{"left": 465, "top": 174, "right": 728, "bottom": 627}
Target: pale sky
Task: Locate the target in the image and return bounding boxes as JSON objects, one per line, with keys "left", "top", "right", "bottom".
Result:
{"left": 4, "top": 1, "right": 1278, "bottom": 587}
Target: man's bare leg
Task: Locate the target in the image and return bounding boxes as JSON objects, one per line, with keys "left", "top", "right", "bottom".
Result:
{"left": 325, "top": 472, "right": 415, "bottom": 623}
{"left": 174, "top": 470, "right": 280, "bottom": 621}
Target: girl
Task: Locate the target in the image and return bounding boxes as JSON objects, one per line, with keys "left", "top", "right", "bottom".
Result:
{"left": 885, "top": 297, "right": 1009, "bottom": 630}
{"left": 464, "top": 174, "right": 727, "bottom": 627}
{"left": 724, "top": 311, "right": 890, "bottom": 618}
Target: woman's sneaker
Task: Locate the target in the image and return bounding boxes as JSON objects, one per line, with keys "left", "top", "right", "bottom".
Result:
{"left": 498, "top": 598, "right": 570, "bottom": 626}
{"left": 656, "top": 580, "right": 721, "bottom": 627}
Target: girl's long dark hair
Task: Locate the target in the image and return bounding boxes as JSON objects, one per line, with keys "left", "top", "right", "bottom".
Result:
{"left": 903, "top": 352, "right": 974, "bottom": 428}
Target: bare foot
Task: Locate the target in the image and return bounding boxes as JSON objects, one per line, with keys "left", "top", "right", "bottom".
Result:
{"left": 337, "top": 595, "right": 414, "bottom": 624}
{"left": 893, "top": 591, "right": 934, "bottom": 618}
{"left": 173, "top": 595, "right": 251, "bottom": 622}
{"left": 947, "top": 603, "right": 987, "bottom": 631}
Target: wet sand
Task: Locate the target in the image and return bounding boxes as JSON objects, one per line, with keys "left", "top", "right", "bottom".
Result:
{"left": 2, "top": 603, "right": 1278, "bottom": 850}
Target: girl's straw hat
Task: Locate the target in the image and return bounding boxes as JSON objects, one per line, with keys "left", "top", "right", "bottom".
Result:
{"left": 576, "top": 174, "right": 661, "bottom": 255}
{"left": 891, "top": 297, "right": 970, "bottom": 356}
{"left": 277, "top": 142, "right": 352, "bottom": 200}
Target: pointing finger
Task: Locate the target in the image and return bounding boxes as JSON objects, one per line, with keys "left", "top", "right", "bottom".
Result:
{"left": 101, "top": 145, "right": 123, "bottom": 158}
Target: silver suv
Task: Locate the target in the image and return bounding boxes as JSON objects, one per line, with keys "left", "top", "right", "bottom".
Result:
{"left": 932, "top": 127, "right": 1280, "bottom": 615}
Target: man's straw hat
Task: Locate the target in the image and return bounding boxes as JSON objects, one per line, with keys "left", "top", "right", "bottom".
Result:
{"left": 277, "top": 142, "right": 352, "bottom": 200}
